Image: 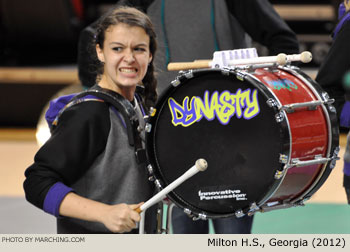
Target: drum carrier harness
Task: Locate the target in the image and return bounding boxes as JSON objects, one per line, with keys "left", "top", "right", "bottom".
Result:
{"left": 48, "top": 86, "right": 147, "bottom": 164}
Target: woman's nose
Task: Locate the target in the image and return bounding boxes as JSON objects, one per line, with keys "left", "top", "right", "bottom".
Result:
{"left": 123, "top": 49, "right": 135, "bottom": 63}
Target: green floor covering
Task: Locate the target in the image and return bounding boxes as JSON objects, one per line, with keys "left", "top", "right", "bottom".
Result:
{"left": 166, "top": 203, "right": 350, "bottom": 234}
{"left": 251, "top": 203, "right": 350, "bottom": 234}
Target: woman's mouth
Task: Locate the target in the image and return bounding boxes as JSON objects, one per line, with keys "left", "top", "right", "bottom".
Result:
{"left": 119, "top": 68, "right": 137, "bottom": 73}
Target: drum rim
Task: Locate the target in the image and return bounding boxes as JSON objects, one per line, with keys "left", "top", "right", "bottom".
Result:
{"left": 279, "top": 66, "right": 339, "bottom": 204}
{"left": 243, "top": 71, "right": 292, "bottom": 208}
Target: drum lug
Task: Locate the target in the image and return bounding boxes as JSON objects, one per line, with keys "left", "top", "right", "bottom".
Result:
{"left": 146, "top": 164, "right": 155, "bottom": 181}
{"left": 266, "top": 98, "right": 279, "bottom": 108}
{"left": 294, "top": 197, "right": 310, "bottom": 206}
{"left": 171, "top": 78, "right": 181, "bottom": 87}
{"left": 321, "top": 91, "right": 330, "bottom": 100}
{"left": 328, "top": 104, "right": 336, "bottom": 113}
{"left": 220, "top": 68, "right": 231, "bottom": 76}
{"left": 178, "top": 70, "right": 194, "bottom": 79}
{"left": 274, "top": 169, "right": 285, "bottom": 179}
{"left": 145, "top": 123, "right": 152, "bottom": 133}
{"left": 137, "top": 125, "right": 143, "bottom": 133}
{"left": 154, "top": 179, "right": 163, "bottom": 191}
{"left": 321, "top": 91, "right": 336, "bottom": 113}
{"left": 235, "top": 71, "right": 246, "bottom": 81}
{"left": 171, "top": 70, "right": 195, "bottom": 86}
{"left": 235, "top": 209, "right": 245, "bottom": 218}
{"left": 321, "top": 92, "right": 335, "bottom": 105}
{"left": 330, "top": 146, "right": 340, "bottom": 169}
{"left": 192, "top": 213, "right": 207, "bottom": 221}
{"left": 183, "top": 208, "right": 192, "bottom": 216}
{"left": 247, "top": 202, "right": 260, "bottom": 216}
{"left": 199, "top": 213, "right": 207, "bottom": 220}
{"left": 289, "top": 65, "right": 300, "bottom": 71}
{"left": 275, "top": 111, "right": 285, "bottom": 122}
{"left": 276, "top": 154, "right": 289, "bottom": 179}
{"left": 147, "top": 164, "right": 154, "bottom": 175}
{"left": 279, "top": 154, "right": 288, "bottom": 164}
{"left": 149, "top": 107, "right": 157, "bottom": 117}
{"left": 143, "top": 115, "right": 149, "bottom": 121}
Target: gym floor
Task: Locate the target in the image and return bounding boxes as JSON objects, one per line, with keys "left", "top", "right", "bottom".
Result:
{"left": 0, "top": 129, "right": 349, "bottom": 234}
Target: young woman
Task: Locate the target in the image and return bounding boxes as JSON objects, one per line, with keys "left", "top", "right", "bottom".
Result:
{"left": 23, "top": 6, "right": 158, "bottom": 234}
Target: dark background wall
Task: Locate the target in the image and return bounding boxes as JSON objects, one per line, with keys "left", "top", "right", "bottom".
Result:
{"left": 0, "top": 0, "right": 117, "bottom": 127}
{"left": 0, "top": 0, "right": 343, "bottom": 127}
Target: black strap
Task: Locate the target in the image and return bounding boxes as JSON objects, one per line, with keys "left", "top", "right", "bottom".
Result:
{"left": 70, "top": 86, "right": 147, "bottom": 164}
{"left": 74, "top": 88, "right": 138, "bottom": 146}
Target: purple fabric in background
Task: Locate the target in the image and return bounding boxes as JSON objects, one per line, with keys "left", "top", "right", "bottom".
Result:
{"left": 340, "top": 101, "right": 350, "bottom": 128}
{"left": 344, "top": 162, "right": 350, "bottom": 176}
{"left": 339, "top": 3, "right": 346, "bottom": 19}
{"left": 333, "top": 4, "right": 350, "bottom": 39}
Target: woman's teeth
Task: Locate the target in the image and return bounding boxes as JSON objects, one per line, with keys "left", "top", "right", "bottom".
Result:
{"left": 120, "top": 68, "right": 136, "bottom": 73}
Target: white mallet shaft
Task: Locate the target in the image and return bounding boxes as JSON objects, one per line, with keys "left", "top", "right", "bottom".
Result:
{"left": 227, "top": 53, "right": 287, "bottom": 66}
{"left": 135, "top": 159, "right": 208, "bottom": 213}
{"left": 167, "top": 51, "right": 312, "bottom": 71}
{"left": 227, "top": 51, "right": 312, "bottom": 66}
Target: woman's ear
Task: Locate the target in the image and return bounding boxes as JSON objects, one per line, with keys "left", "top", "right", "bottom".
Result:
{"left": 96, "top": 44, "right": 105, "bottom": 63}
{"left": 148, "top": 53, "right": 153, "bottom": 64}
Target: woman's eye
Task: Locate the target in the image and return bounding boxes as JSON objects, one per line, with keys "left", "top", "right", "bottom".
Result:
{"left": 113, "top": 47, "right": 122, "bottom": 51}
{"left": 135, "top": 47, "right": 146, "bottom": 52}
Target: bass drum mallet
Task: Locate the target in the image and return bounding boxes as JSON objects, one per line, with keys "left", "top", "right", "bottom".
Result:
{"left": 137, "top": 158, "right": 208, "bottom": 234}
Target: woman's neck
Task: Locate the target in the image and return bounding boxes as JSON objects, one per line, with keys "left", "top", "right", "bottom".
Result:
{"left": 97, "top": 75, "right": 135, "bottom": 101}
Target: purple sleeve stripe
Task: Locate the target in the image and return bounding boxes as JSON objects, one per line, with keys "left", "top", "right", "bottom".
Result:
{"left": 344, "top": 162, "right": 350, "bottom": 176}
{"left": 43, "top": 182, "right": 74, "bottom": 217}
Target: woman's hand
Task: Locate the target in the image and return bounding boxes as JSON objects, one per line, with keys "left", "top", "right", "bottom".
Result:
{"left": 100, "top": 202, "right": 143, "bottom": 233}
{"left": 59, "top": 192, "right": 144, "bottom": 233}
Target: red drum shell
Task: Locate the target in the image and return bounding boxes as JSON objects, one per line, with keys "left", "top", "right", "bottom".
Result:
{"left": 253, "top": 67, "right": 329, "bottom": 203}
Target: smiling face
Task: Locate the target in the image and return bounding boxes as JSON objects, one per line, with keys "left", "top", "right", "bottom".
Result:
{"left": 96, "top": 23, "right": 152, "bottom": 100}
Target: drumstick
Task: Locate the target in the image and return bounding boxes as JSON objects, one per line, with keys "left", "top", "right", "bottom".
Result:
{"left": 135, "top": 159, "right": 208, "bottom": 213}
{"left": 167, "top": 51, "right": 312, "bottom": 71}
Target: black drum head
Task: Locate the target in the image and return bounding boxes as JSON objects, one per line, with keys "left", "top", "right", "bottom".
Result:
{"left": 146, "top": 69, "right": 289, "bottom": 218}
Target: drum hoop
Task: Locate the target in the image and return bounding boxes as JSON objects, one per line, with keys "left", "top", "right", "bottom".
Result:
{"left": 280, "top": 66, "right": 339, "bottom": 203}
{"left": 242, "top": 71, "right": 292, "bottom": 208}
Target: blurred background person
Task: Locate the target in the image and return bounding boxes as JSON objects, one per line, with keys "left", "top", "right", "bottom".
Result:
{"left": 315, "top": 0, "right": 350, "bottom": 205}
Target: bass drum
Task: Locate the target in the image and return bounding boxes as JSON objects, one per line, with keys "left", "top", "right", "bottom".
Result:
{"left": 146, "top": 67, "right": 339, "bottom": 219}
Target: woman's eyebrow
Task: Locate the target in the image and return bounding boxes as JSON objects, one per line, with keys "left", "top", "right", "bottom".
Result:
{"left": 110, "top": 42, "right": 124, "bottom": 46}
{"left": 109, "top": 42, "right": 148, "bottom": 47}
